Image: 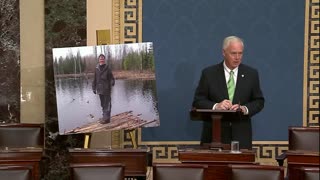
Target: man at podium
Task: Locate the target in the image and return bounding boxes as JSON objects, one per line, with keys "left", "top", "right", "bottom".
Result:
{"left": 193, "top": 36, "right": 264, "bottom": 149}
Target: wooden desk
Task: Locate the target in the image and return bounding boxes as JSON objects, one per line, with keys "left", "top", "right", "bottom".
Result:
{"left": 0, "top": 147, "right": 43, "bottom": 180}
{"left": 179, "top": 149, "right": 256, "bottom": 180}
{"left": 69, "top": 148, "right": 148, "bottom": 179}
{"left": 286, "top": 150, "right": 320, "bottom": 180}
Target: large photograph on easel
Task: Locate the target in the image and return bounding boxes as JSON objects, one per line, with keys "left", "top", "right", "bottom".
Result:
{"left": 52, "top": 42, "right": 159, "bottom": 135}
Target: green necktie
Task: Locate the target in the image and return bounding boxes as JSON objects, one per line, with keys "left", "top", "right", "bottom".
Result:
{"left": 227, "top": 70, "right": 235, "bottom": 101}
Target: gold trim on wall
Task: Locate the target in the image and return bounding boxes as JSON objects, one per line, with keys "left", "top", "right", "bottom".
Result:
{"left": 303, "top": 0, "right": 320, "bottom": 127}
{"left": 111, "top": 0, "right": 122, "bottom": 148}
{"left": 122, "top": 0, "right": 142, "bottom": 43}
{"left": 112, "top": 0, "right": 143, "bottom": 44}
{"left": 112, "top": 0, "right": 121, "bottom": 44}
{"left": 126, "top": 140, "right": 288, "bottom": 164}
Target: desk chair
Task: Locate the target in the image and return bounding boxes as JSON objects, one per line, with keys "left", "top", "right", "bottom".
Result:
{"left": 0, "top": 165, "right": 32, "bottom": 180}
{"left": 276, "top": 126, "right": 319, "bottom": 166}
{"left": 0, "top": 123, "right": 44, "bottom": 148}
{"left": 229, "top": 165, "right": 284, "bottom": 180}
{"left": 70, "top": 163, "right": 125, "bottom": 180}
{"left": 299, "top": 167, "right": 320, "bottom": 180}
{"left": 153, "top": 163, "right": 208, "bottom": 180}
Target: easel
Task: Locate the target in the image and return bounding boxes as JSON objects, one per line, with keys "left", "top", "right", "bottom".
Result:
{"left": 128, "top": 129, "right": 138, "bottom": 149}
{"left": 84, "top": 134, "right": 91, "bottom": 148}
{"left": 83, "top": 29, "right": 111, "bottom": 149}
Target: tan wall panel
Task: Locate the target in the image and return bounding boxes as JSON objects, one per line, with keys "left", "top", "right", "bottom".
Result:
{"left": 87, "top": 0, "right": 113, "bottom": 46}
{"left": 87, "top": 0, "right": 113, "bottom": 147}
{"left": 20, "top": 0, "right": 45, "bottom": 123}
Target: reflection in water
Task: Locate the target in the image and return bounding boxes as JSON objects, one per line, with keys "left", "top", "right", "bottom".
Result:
{"left": 55, "top": 77, "right": 159, "bottom": 134}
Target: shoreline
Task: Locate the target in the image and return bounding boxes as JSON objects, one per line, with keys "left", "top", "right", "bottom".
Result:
{"left": 54, "top": 70, "right": 156, "bottom": 80}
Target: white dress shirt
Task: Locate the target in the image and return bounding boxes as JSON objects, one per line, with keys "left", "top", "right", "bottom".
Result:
{"left": 212, "top": 61, "right": 249, "bottom": 114}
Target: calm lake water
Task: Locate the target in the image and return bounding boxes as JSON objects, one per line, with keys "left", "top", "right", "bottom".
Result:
{"left": 55, "top": 78, "right": 159, "bottom": 134}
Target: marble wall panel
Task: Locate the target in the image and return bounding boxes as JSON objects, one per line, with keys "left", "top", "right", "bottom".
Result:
{"left": 0, "top": 0, "right": 20, "bottom": 123}
{"left": 44, "top": 0, "right": 86, "bottom": 179}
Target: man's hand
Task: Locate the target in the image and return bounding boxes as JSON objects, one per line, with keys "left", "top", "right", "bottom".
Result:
{"left": 216, "top": 100, "right": 232, "bottom": 110}
{"left": 230, "top": 104, "right": 247, "bottom": 114}
{"left": 93, "top": 90, "right": 96, "bottom": 94}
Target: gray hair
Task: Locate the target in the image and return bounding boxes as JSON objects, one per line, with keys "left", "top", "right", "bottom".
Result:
{"left": 222, "top": 36, "right": 244, "bottom": 50}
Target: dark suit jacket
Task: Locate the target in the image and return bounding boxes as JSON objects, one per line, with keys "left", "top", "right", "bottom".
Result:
{"left": 193, "top": 62, "right": 264, "bottom": 149}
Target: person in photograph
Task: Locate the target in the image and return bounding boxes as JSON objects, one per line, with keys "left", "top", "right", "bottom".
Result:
{"left": 92, "top": 54, "right": 115, "bottom": 124}
{"left": 193, "top": 36, "right": 264, "bottom": 149}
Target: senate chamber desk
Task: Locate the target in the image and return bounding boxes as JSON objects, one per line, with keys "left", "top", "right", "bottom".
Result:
{"left": 178, "top": 148, "right": 256, "bottom": 180}
{"left": 69, "top": 148, "right": 148, "bottom": 179}
{"left": 0, "top": 147, "right": 43, "bottom": 180}
{"left": 286, "top": 150, "right": 320, "bottom": 180}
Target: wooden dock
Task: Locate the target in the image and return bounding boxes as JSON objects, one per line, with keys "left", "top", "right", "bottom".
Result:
{"left": 64, "top": 111, "right": 157, "bottom": 134}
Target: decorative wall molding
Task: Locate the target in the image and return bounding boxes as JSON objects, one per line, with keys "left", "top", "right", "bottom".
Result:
{"left": 122, "top": 128, "right": 288, "bottom": 164}
{"left": 112, "top": 0, "right": 142, "bottom": 44}
{"left": 112, "top": 0, "right": 121, "bottom": 44}
{"left": 303, "top": 0, "right": 320, "bottom": 127}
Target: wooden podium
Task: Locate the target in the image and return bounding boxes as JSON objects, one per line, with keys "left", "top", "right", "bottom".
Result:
{"left": 190, "top": 108, "right": 243, "bottom": 150}
{"left": 178, "top": 148, "right": 256, "bottom": 180}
